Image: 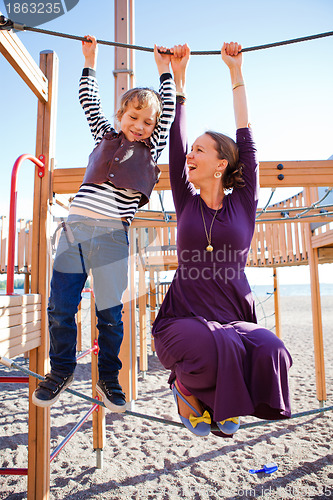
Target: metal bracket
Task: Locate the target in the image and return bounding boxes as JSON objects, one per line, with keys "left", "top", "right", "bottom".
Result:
{"left": 0, "top": 15, "right": 25, "bottom": 31}
{"left": 38, "top": 155, "right": 45, "bottom": 178}
{"left": 113, "top": 69, "right": 134, "bottom": 76}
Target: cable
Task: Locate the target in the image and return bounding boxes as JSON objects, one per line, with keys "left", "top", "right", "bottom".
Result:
{"left": 1, "top": 16, "right": 332, "bottom": 55}
{"left": 1, "top": 355, "right": 332, "bottom": 432}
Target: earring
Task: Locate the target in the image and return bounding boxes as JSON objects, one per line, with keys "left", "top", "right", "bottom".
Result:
{"left": 214, "top": 171, "right": 222, "bottom": 179}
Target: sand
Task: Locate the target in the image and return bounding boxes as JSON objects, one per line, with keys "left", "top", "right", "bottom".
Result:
{"left": 0, "top": 295, "right": 332, "bottom": 500}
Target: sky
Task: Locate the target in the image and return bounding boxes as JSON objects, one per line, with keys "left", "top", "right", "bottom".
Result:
{"left": 0, "top": 0, "right": 333, "bottom": 285}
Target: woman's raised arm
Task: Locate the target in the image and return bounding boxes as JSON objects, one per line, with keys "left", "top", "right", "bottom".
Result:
{"left": 221, "top": 42, "right": 249, "bottom": 130}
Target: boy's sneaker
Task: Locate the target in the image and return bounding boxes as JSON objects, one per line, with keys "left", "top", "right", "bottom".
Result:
{"left": 96, "top": 379, "right": 127, "bottom": 413}
{"left": 32, "top": 372, "right": 74, "bottom": 407}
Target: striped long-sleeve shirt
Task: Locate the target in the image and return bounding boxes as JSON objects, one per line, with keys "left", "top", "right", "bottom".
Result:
{"left": 70, "top": 69, "right": 176, "bottom": 222}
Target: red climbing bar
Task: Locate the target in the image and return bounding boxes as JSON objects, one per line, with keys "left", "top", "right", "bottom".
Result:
{"left": 7, "top": 154, "right": 45, "bottom": 295}
{"left": 0, "top": 376, "right": 29, "bottom": 383}
{"left": 0, "top": 468, "right": 28, "bottom": 475}
{"left": 76, "top": 339, "right": 99, "bottom": 361}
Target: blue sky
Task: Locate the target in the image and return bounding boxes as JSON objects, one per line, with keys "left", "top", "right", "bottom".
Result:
{"left": 1, "top": 0, "right": 333, "bottom": 284}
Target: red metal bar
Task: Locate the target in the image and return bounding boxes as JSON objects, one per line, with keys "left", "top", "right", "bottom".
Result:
{"left": 0, "top": 376, "right": 29, "bottom": 383}
{"left": 7, "top": 154, "right": 45, "bottom": 295}
{"left": 50, "top": 404, "right": 99, "bottom": 462}
{"left": 0, "top": 468, "right": 28, "bottom": 475}
{"left": 76, "top": 347, "right": 94, "bottom": 361}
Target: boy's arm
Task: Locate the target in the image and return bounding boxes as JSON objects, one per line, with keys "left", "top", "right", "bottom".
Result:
{"left": 150, "top": 75, "right": 176, "bottom": 161}
{"left": 79, "top": 35, "right": 114, "bottom": 145}
{"left": 150, "top": 46, "right": 176, "bottom": 161}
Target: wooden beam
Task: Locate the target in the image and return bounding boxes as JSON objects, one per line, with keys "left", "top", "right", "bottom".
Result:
{"left": 52, "top": 159, "right": 333, "bottom": 197}
{"left": 0, "top": 28, "right": 48, "bottom": 103}
{"left": 318, "top": 247, "right": 333, "bottom": 263}
{"left": 304, "top": 188, "right": 326, "bottom": 404}
{"left": 311, "top": 231, "right": 333, "bottom": 249}
{"left": 273, "top": 269, "right": 281, "bottom": 339}
{"left": 28, "top": 50, "right": 58, "bottom": 500}
{"left": 259, "top": 160, "right": 333, "bottom": 188}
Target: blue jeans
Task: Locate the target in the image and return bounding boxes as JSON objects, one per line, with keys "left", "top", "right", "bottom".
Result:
{"left": 48, "top": 215, "right": 129, "bottom": 380}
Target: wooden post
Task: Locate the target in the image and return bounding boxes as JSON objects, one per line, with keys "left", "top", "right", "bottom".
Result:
{"left": 273, "top": 268, "right": 282, "bottom": 338}
{"left": 90, "top": 287, "right": 105, "bottom": 468}
{"left": 149, "top": 268, "right": 156, "bottom": 352}
{"left": 120, "top": 227, "right": 138, "bottom": 402}
{"left": 304, "top": 187, "right": 326, "bottom": 405}
{"left": 76, "top": 303, "right": 82, "bottom": 352}
{"left": 138, "top": 229, "right": 147, "bottom": 373}
{"left": 28, "top": 50, "right": 58, "bottom": 500}
{"left": 114, "top": 0, "right": 137, "bottom": 400}
{"left": 114, "top": 0, "right": 134, "bottom": 113}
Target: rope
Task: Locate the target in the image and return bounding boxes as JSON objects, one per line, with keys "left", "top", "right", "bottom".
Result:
{"left": 0, "top": 16, "right": 332, "bottom": 55}
{"left": 1, "top": 356, "right": 332, "bottom": 433}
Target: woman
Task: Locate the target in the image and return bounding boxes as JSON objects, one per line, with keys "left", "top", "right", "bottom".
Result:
{"left": 152, "top": 43, "right": 292, "bottom": 437}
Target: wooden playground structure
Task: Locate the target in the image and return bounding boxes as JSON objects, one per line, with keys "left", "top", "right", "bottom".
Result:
{"left": 1, "top": 1, "right": 333, "bottom": 498}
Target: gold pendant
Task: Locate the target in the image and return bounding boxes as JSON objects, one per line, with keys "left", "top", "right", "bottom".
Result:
{"left": 206, "top": 245, "right": 213, "bottom": 252}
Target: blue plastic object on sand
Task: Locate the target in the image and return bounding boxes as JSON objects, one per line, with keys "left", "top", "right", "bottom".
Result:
{"left": 249, "top": 463, "right": 278, "bottom": 474}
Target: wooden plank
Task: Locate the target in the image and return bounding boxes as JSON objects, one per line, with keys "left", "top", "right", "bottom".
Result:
{"left": 0, "top": 329, "right": 41, "bottom": 351}
{"left": 293, "top": 222, "right": 301, "bottom": 263}
{"left": 26, "top": 220, "right": 33, "bottom": 273}
{"left": 273, "top": 269, "right": 282, "bottom": 339}
{"left": 52, "top": 168, "right": 85, "bottom": 194}
{"left": 1, "top": 216, "right": 7, "bottom": 273}
{"left": 301, "top": 222, "right": 308, "bottom": 261}
{"left": 258, "top": 224, "right": 266, "bottom": 266}
{"left": 258, "top": 160, "right": 333, "bottom": 187}
{"left": 0, "top": 320, "right": 41, "bottom": 341}
{"left": 0, "top": 30, "right": 48, "bottom": 103}
{"left": 53, "top": 159, "right": 333, "bottom": 196}
{"left": 250, "top": 228, "right": 258, "bottom": 266}
{"left": 149, "top": 268, "right": 156, "bottom": 352}
{"left": 76, "top": 302, "right": 82, "bottom": 352}
{"left": 0, "top": 301, "right": 41, "bottom": 314}
{"left": 304, "top": 188, "right": 326, "bottom": 403}
{"left": 278, "top": 223, "right": 287, "bottom": 265}
{"left": 138, "top": 229, "right": 147, "bottom": 372}
{"left": 311, "top": 230, "right": 333, "bottom": 249}
{"left": 265, "top": 224, "right": 273, "bottom": 266}
{"left": 272, "top": 224, "right": 281, "bottom": 264}
{"left": 5, "top": 336, "right": 41, "bottom": 359}
{"left": 0, "top": 310, "right": 41, "bottom": 329}
{"left": 0, "top": 293, "right": 41, "bottom": 307}
{"left": 318, "top": 247, "right": 333, "bottom": 262}
{"left": 145, "top": 255, "right": 178, "bottom": 268}
{"left": 90, "top": 286, "right": 106, "bottom": 453}
{"left": 285, "top": 199, "right": 294, "bottom": 263}
{"left": 129, "top": 227, "right": 138, "bottom": 400}
{"left": 17, "top": 219, "right": 26, "bottom": 272}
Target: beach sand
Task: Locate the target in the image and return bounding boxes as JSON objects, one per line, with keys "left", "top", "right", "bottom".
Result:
{"left": 0, "top": 295, "right": 332, "bottom": 499}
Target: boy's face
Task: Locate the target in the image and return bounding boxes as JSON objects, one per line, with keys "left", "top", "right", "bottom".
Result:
{"left": 119, "top": 99, "right": 157, "bottom": 142}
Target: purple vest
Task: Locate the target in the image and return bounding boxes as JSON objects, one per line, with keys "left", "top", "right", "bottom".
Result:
{"left": 82, "top": 131, "right": 160, "bottom": 207}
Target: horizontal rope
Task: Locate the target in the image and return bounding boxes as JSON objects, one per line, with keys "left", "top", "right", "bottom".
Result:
{"left": 0, "top": 16, "right": 332, "bottom": 55}
{"left": 1, "top": 356, "right": 332, "bottom": 433}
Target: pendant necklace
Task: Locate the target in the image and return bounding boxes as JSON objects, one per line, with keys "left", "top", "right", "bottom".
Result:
{"left": 199, "top": 197, "right": 222, "bottom": 252}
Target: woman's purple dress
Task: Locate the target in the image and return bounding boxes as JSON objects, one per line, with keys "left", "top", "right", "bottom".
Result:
{"left": 152, "top": 102, "right": 292, "bottom": 426}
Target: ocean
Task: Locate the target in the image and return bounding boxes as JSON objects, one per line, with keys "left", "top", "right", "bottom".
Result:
{"left": 250, "top": 283, "right": 333, "bottom": 297}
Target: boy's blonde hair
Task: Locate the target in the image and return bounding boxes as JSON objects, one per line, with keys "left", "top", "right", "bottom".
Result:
{"left": 117, "top": 87, "right": 162, "bottom": 124}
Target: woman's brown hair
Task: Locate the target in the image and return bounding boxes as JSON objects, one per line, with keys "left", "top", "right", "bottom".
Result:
{"left": 205, "top": 131, "right": 245, "bottom": 189}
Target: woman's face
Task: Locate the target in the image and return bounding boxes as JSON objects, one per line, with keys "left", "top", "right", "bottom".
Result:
{"left": 186, "top": 134, "right": 222, "bottom": 185}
